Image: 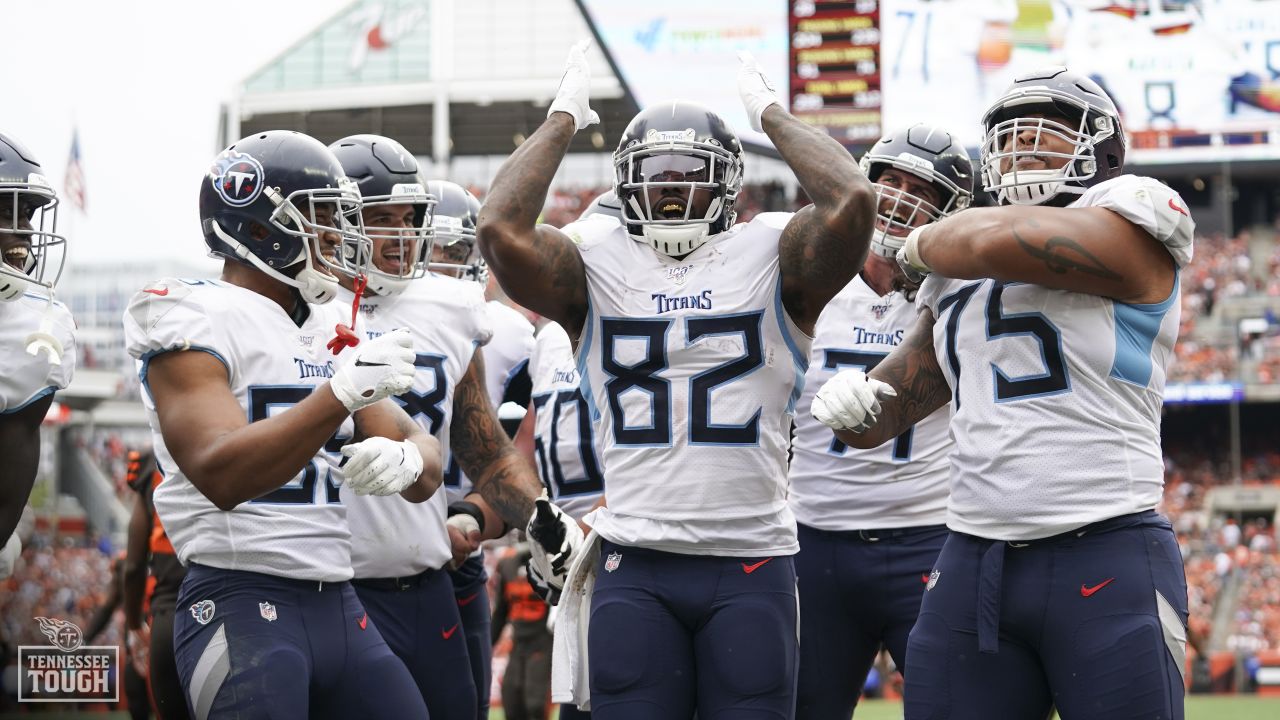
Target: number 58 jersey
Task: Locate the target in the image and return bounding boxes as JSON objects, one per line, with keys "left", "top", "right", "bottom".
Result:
{"left": 571, "top": 213, "right": 811, "bottom": 556}
{"left": 124, "top": 279, "right": 357, "bottom": 582}
{"left": 917, "top": 175, "right": 1195, "bottom": 541}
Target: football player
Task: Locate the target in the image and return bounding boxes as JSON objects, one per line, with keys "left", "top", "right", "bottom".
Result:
{"left": 0, "top": 131, "right": 75, "bottom": 578}
{"left": 125, "top": 130, "right": 442, "bottom": 719}
{"left": 813, "top": 67, "right": 1193, "bottom": 720}
{"left": 476, "top": 42, "right": 875, "bottom": 718}
{"left": 789, "top": 124, "right": 974, "bottom": 720}
{"left": 329, "top": 137, "right": 553, "bottom": 720}
{"left": 426, "top": 179, "right": 539, "bottom": 720}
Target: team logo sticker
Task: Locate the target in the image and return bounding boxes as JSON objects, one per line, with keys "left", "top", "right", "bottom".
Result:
{"left": 209, "top": 149, "right": 265, "bottom": 207}
{"left": 18, "top": 617, "right": 119, "bottom": 703}
{"left": 259, "top": 602, "right": 278, "bottom": 622}
{"left": 604, "top": 551, "right": 622, "bottom": 573}
{"left": 926, "top": 569, "right": 941, "bottom": 591}
{"left": 190, "top": 600, "right": 216, "bottom": 625}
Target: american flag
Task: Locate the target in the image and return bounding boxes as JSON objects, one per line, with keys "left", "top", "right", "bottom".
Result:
{"left": 64, "top": 129, "right": 86, "bottom": 214}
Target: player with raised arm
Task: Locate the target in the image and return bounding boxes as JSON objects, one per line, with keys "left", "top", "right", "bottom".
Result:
{"left": 0, "top": 132, "right": 75, "bottom": 578}
{"left": 125, "top": 130, "right": 443, "bottom": 719}
{"left": 811, "top": 67, "right": 1193, "bottom": 720}
{"left": 477, "top": 41, "right": 875, "bottom": 718}
{"left": 789, "top": 124, "right": 974, "bottom": 719}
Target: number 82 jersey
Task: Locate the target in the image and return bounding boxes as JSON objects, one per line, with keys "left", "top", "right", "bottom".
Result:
{"left": 571, "top": 213, "right": 810, "bottom": 556}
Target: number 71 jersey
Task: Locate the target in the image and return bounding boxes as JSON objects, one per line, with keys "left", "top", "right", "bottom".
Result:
{"left": 571, "top": 212, "right": 811, "bottom": 556}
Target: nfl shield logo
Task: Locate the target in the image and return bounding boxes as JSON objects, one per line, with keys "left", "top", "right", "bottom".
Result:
{"left": 190, "top": 600, "right": 216, "bottom": 625}
{"left": 604, "top": 551, "right": 622, "bottom": 573}
{"left": 259, "top": 602, "right": 278, "bottom": 622}
{"left": 927, "top": 569, "right": 941, "bottom": 591}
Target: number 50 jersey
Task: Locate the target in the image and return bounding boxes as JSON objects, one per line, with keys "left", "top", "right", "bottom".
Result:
{"left": 571, "top": 213, "right": 811, "bottom": 556}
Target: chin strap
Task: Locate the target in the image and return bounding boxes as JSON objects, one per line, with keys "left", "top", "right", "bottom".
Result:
{"left": 327, "top": 274, "right": 367, "bottom": 355}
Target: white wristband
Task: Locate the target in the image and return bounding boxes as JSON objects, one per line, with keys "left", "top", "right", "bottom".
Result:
{"left": 902, "top": 225, "right": 933, "bottom": 274}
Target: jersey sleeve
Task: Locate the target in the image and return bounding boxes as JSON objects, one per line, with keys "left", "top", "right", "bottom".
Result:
{"left": 0, "top": 297, "right": 77, "bottom": 412}
{"left": 915, "top": 274, "right": 948, "bottom": 319}
{"left": 46, "top": 301, "right": 77, "bottom": 392}
{"left": 123, "top": 279, "right": 232, "bottom": 382}
{"left": 465, "top": 283, "right": 494, "bottom": 348}
{"left": 1078, "top": 175, "right": 1195, "bottom": 267}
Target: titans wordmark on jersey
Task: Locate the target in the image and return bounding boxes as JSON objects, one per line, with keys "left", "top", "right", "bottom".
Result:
{"left": 124, "top": 279, "right": 356, "bottom": 582}
{"left": 573, "top": 212, "right": 811, "bottom": 556}
{"left": 337, "top": 274, "right": 492, "bottom": 578}
{"left": 917, "top": 174, "right": 1195, "bottom": 541}
{"left": 0, "top": 292, "right": 75, "bottom": 413}
{"left": 789, "top": 276, "right": 950, "bottom": 531}
{"left": 529, "top": 321, "right": 603, "bottom": 521}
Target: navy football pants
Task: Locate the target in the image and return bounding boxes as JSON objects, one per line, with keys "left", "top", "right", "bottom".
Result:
{"left": 450, "top": 553, "right": 492, "bottom": 720}
{"left": 904, "top": 511, "right": 1188, "bottom": 720}
{"left": 173, "top": 564, "right": 426, "bottom": 720}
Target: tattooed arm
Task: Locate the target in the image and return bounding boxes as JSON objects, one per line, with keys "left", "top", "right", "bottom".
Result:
{"left": 450, "top": 348, "right": 544, "bottom": 530}
{"left": 769, "top": 105, "right": 877, "bottom": 334}
{"left": 475, "top": 113, "right": 589, "bottom": 341}
{"left": 910, "top": 206, "right": 1176, "bottom": 304}
{"left": 833, "top": 310, "right": 950, "bottom": 449}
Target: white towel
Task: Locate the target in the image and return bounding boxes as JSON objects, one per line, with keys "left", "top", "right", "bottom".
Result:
{"left": 551, "top": 529, "right": 601, "bottom": 710}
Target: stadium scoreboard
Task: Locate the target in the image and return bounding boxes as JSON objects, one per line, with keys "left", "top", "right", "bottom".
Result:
{"left": 788, "top": 0, "right": 882, "bottom": 147}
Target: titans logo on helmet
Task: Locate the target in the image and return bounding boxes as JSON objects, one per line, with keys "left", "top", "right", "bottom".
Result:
{"left": 209, "top": 150, "right": 266, "bottom": 208}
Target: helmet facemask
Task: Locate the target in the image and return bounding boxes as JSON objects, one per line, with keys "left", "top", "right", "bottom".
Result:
{"left": 864, "top": 158, "right": 971, "bottom": 259}
{"left": 360, "top": 184, "right": 436, "bottom": 296}
{"left": 615, "top": 133, "right": 742, "bottom": 257}
{"left": 429, "top": 218, "right": 487, "bottom": 285}
{"left": 0, "top": 181, "right": 65, "bottom": 302}
{"left": 981, "top": 90, "right": 1118, "bottom": 206}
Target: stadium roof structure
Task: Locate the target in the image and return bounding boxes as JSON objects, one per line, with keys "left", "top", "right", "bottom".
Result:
{"left": 227, "top": 0, "right": 637, "bottom": 160}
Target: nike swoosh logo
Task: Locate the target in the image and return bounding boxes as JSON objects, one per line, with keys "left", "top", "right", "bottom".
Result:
{"left": 441, "top": 624, "right": 459, "bottom": 640}
{"left": 354, "top": 359, "right": 389, "bottom": 367}
{"left": 143, "top": 288, "right": 169, "bottom": 296}
{"left": 1080, "top": 578, "right": 1116, "bottom": 597}
{"left": 921, "top": 574, "right": 930, "bottom": 584}
{"left": 457, "top": 592, "right": 480, "bottom": 607}
{"left": 357, "top": 612, "right": 368, "bottom": 630}
{"left": 741, "top": 558, "right": 772, "bottom": 574}
{"left": 1168, "top": 197, "right": 1188, "bottom": 216}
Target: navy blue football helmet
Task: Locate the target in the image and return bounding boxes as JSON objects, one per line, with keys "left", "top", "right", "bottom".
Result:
{"left": 425, "top": 180, "right": 485, "bottom": 285}
{"left": 613, "top": 101, "right": 744, "bottom": 256}
{"left": 860, "top": 124, "right": 974, "bottom": 258}
{"left": 0, "top": 133, "right": 64, "bottom": 302}
{"left": 980, "top": 67, "right": 1126, "bottom": 206}
{"left": 200, "top": 130, "right": 367, "bottom": 304}
{"left": 329, "top": 135, "right": 435, "bottom": 296}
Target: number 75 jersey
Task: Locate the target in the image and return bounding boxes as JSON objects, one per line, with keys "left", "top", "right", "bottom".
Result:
{"left": 570, "top": 212, "right": 811, "bottom": 556}
{"left": 916, "top": 174, "right": 1194, "bottom": 541}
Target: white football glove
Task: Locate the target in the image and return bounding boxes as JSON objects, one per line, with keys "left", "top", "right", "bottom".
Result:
{"left": 737, "top": 51, "right": 781, "bottom": 133}
{"left": 526, "top": 491, "right": 584, "bottom": 606}
{"left": 330, "top": 328, "right": 416, "bottom": 413}
{"left": 340, "top": 437, "right": 423, "bottom": 496}
{"left": 548, "top": 40, "right": 600, "bottom": 131}
{"left": 896, "top": 225, "right": 933, "bottom": 287}
{"left": 0, "top": 532, "right": 21, "bottom": 579}
{"left": 811, "top": 369, "right": 898, "bottom": 433}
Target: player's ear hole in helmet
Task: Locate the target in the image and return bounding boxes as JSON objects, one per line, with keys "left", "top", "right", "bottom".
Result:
{"left": 859, "top": 124, "right": 974, "bottom": 260}
{"left": 200, "top": 130, "right": 370, "bottom": 305}
{"left": 329, "top": 135, "right": 436, "bottom": 296}
{"left": 613, "top": 100, "right": 744, "bottom": 258}
{"left": 0, "top": 132, "right": 66, "bottom": 302}
{"left": 425, "top": 180, "right": 487, "bottom": 285}
{"left": 980, "top": 66, "right": 1126, "bottom": 207}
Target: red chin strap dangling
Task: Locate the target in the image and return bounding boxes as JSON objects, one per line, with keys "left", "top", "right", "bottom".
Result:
{"left": 327, "top": 273, "right": 368, "bottom": 355}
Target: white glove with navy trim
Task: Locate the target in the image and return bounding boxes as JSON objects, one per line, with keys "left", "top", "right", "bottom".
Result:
{"left": 330, "top": 328, "right": 416, "bottom": 413}
{"left": 549, "top": 40, "right": 600, "bottom": 131}
{"left": 811, "top": 369, "right": 898, "bottom": 433}
{"left": 737, "top": 51, "right": 781, "bottom": 132}
{"left": 340, "top": 437, "right": 423, "bottom": 496}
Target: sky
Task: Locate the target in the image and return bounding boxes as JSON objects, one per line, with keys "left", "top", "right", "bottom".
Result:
{"left": 2, "top": 0, "right": 349, "bottom": 270}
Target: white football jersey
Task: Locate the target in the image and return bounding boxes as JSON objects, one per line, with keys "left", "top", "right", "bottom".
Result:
{"left": 336, "top": 275, "right": 492, "bottom": 578}
{"left": 529, "top": 322, "right": 604, "bottom": 521}
{"left": 789, "top": 276, "right": 950, "bottom": 530}
{"left": 917, "top": 175, "right": 1195, "bottom": 541}
{"left": 125, "top": 279, "right": 356, "bottom": 582}
{"left": 574, "top": 213, "right": 811, "bottom": 556}
{"left": 446, "top": 298, "right": 535, "bottom": 502}
{"left": 1, "top": 292, "right": 76, "bottom": 413}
